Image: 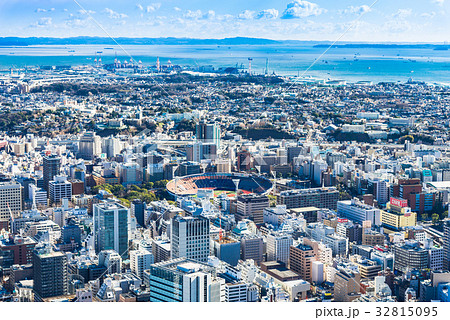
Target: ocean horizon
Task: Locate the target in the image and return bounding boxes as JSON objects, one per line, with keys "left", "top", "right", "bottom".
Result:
{"left": 1, "top": 43, "right": 449, "bottom": 84}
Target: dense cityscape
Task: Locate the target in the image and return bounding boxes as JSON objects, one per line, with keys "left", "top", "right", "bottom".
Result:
{"left": 1, "top": 58, "right": 450, "bottom": 304}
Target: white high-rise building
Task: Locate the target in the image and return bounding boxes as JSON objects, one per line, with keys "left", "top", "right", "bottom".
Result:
{"left": 130, "top": 249, "right": 154, "bottom": 280}
{"left": 312, "top": 261, "right": 324, "bottom": 284}
{"left": 266, "top": 234, "right": 293, "bottom": 264}
{"left": 102, "top": 136, "right": 121, "bottom": 159}
{"left": 0, "top": 180, "right": 22, "bottom": 220}
{"left": 429, "top": 247, "right": 444, "bottom": 271}
{"left": 171, "top": 216, "right": 210, "bottom": 263}
{"left": 149, "top": 258, "right": 224, "bottom": 302}
{"left": 78, "top": 131, "right": 101, "bottom": 160}
{"left": 318, "top": 242, "right": 333, "bottom": 266}
{"left": 49, "top": 175, "right": 72, "bottom": 205}
{"left": 369, "top": 178, "right": 389, "bottom": 205}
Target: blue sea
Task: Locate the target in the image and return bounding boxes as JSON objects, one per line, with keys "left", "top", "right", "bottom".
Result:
{"left": 0, "top": 44, "right": 449, "bottom": 84}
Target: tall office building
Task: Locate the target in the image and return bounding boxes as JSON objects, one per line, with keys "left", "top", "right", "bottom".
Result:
{"left": 368, "top": 178, "right": 389, "bottom": 205}
{"left": 336, "top": 222, "right": 363, "bottom": 244}
{"left": 130, "top": 249, "right": 154, "bottom": 280}
{"left": 32, "top": 245, "right": 68, "bottom": 300}
{"left": 102, "top": 136, "right": 121, "bottom": 159}
{"left": 237, "top": 149, "right": 253, "bottom": 172}
{"left": 215, "top": 159, "right": 232, "bottom": 173}
{"left": 149, "top": 258, "right": 224, "bottom": 302}
{"left": 287, "top": 146, "right": 304, "bottom": 164}
{"left": 78, "top": 131, "right": 101, "bottom": 160}
{"left": 131, "top": 199, "right": 145, "bottom": 227}
{"left": 171, "top": 216, "right": 210, "bottom": 263}
{"left": 240, "top": 235, "right": 264, "bottom": 265}
{"left": 289, "top": 244, "right": 315, "bottom": 283}
{"left": 196, "top": 122, "right": 221, "bottom": 146}
{"left": 0, "top": 180, "right": 23, "bottom": 220}
{"left": 93, "top": 201, "right": 129, "bottom": 257}
{"left": 266, "top": 234, "right": 293, "bottom": 264}
{"left": 49, "top": 175, "right": 72, "bottom": 205}
{"left": 119, "top": 162, "right": 142, "bottom": 186}
{"left": 43, "top": 154, "right": 61, "bottom": 192}
{"left": 236, "top": 194, "right": 269, "bottom": 224}
{"left": 186, "top": 141, "right": 217, "bottom": 162}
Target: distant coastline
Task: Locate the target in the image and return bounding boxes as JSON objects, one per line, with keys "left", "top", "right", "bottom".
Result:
{"left": 0, "top": 36, "right": 448, "bottom": 48}
{"left": 0, "top": 37, "right": 280, "bottom": 46}
{"left": 314, "top": 44, "right": 449, "bottom": 50}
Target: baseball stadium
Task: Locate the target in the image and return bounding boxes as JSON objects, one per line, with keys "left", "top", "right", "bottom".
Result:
{"left": 166, "top": 173, "right": 273, "bottom": 197}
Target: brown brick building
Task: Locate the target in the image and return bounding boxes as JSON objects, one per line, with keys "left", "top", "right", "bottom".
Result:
{"left": 289, "top": 244, "right": 315, "bottom": 283}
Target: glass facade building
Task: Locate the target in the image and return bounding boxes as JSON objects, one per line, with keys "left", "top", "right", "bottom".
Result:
{"left": 93, "top": 201, "right": 129, "bottom": 258}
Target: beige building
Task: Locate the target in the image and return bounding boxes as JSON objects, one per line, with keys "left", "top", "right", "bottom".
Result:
{"left": 236, "top": 194, "right": 269, "bottom": 224}
{"left": 334, "top": 269, "right": 361, "bottom": 302}
{"left": 215, "top": 159, "right": 232, "bottom": 173}
{"left": 362, "top": 230, "right": 385, "bottom": 246}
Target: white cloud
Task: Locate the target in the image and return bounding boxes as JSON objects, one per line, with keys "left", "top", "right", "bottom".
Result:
{"left": 104, "top": 8, "right": 128, "bottom": 19}
{"left": 30, "top": 17, "right": 52, "bottom": 27}
{"left": 238, "top": 10, "right": 256, "bottom": 20}
{"left": 65, "top": 17, "right": 89, "bottom": 28}
{"left": 421, "top": 11, "right": 436, "bottom": 18}
{"left": 174, "top": 7, "right": 181, "bottom": 12}
{"left": 383, "top": 19, "right": 412, "bottom": 33}
{"left": 39, "top": 17, "right": 52, "bottom": 25}
{"left": 217, "top": 14, "right": 234, "bottom": 21}
{"left": 342, "top": 5, "right": 372, "bottom": 15}
{"left": 432, "top": 0, "right": 445, "bottom": 5}
{"left": 204, "top": 10, "right": 215, "bottom": 20}
{"left": 146, "top": 3, "right": 161, "bottom": 13}
{"left": 281, "top": 0, "right": 326, "bottom": 19}
{"left": 255, "top": 9, "right": 279, "bottom": 19}
{"left": 184, "top": 9, "right": 203, "bottom": 19}
{"left": 35, "top": 8, "right": 55, "bottom": 13}
{"left": 78, "top": 9, "right": 96, "bottom": 15}
{"left": 393, "top": 9, "right": 412, "bottom": 19}
{"left": 183, "top": 9, "right": 215, "bottom": 20}
{"left": 136, "top": 4, "right": 144, "bottom": 11}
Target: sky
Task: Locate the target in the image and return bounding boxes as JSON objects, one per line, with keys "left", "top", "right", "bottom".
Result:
{"left": 0, "top": 0, "right": 449, "bottom": 42}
